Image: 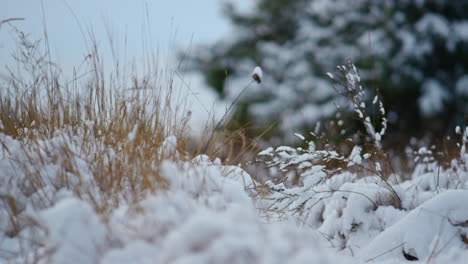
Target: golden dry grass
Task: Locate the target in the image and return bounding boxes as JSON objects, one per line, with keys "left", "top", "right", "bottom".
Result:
{"left": 0, "top": 25, "right": 261, "bottom": 221}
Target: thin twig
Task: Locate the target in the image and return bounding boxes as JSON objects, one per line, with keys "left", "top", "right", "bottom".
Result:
{"left": 0, "top": 18, "right": 25, "bottom": 27}
{"left": 203, "top": 80, "right": 254, "bottom": 152}
{"left": 365, "top": 242, "right": 406, "bottom": 262}
{"left": 214, "top": 80, "right": 254, "bottom": 132}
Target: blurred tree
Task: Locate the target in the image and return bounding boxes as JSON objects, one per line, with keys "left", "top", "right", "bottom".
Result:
{"left": 185, "top": 0, "right": 468, "bottom": 144}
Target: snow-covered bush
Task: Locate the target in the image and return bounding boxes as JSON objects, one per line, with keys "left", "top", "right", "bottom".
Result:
{"left": 259, "top": 61, "right": 400, "bottom": 200}
{"left": 257, "top": 62, "right": 468, "bottom": 260}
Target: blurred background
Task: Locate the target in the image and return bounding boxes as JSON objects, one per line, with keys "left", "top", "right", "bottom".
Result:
{"left": 0, "top": 0, "right": 235, "bottom": 76}
{"left": 2, "top": 0, "right": 467, "bottom": 151}
{"left": 185, "top": 0, "right": 468, "bottom": 151}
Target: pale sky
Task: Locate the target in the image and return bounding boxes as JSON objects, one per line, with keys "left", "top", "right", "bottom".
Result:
{"left": 0, "top": 0, "right": 245, "bottom": 77}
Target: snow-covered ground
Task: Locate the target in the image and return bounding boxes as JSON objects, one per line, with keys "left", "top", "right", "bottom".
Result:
{"left": 0, "top": 126, "right": 467, "bottom": 263}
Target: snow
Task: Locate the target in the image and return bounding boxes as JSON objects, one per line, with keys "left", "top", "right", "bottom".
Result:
{"left": 294, "top": 133, "right": 305, "bottom": 141}
{"left": 40, "top": 198, "right": 109, "bottom": 264}
{"left": 454, "top": 21, "right": 468, "bottom": 41}
{"left": 2, "top": 132, "right": 467, "bottom": 263}
{"left": 156, "top": 205, "right": 345, "bottom": 264}
{"left": 360, "top": 190, "right": 468, "bottom": 262}
{"left": 2, "top": 2, "right": 468, "bottom": 262}
{"left": 101, "top": 241, "right": 159, "bottom": 264}
{"left": 256, "top": 111, "right": 468, "bottom": 262}
{"left": 348, "top": 146, "right": 362, "bottom": 165}
{"left": 419, "top": 79, "right": 450, "bottom": 117}
{"left": 252, "top": 66, "right": 263, "bottom": 83}
{"left": 456, "top": 75, "right": 468, "bottom": 96}
{"left": 127, "top": 125, "right": 138, "bottom": 141}
{"left": 372, "top": 95, "right": 378, "bottom": 104}
{"left": 1, "top": 98, "right": 467, "bottom": 264}
{"left": 416, "top": 13, "right": 450, "bottom": 38}
{"left": 0, "top": 130, "right": 354, "bottom": 263}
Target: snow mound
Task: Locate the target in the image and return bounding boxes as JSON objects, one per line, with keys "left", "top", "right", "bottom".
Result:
{"left": 360, "top": 190, "right": 468, "bottom": 262}
{"left": 158, "top": 205, "right": 350, "bottom": 264}
{"left": 40, "top": 198, "right": 109, "bottom": 263}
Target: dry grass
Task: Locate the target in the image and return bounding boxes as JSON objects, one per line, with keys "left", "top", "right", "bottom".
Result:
{"left": 0, "top": 23, "right": 259, "bottom": 224}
